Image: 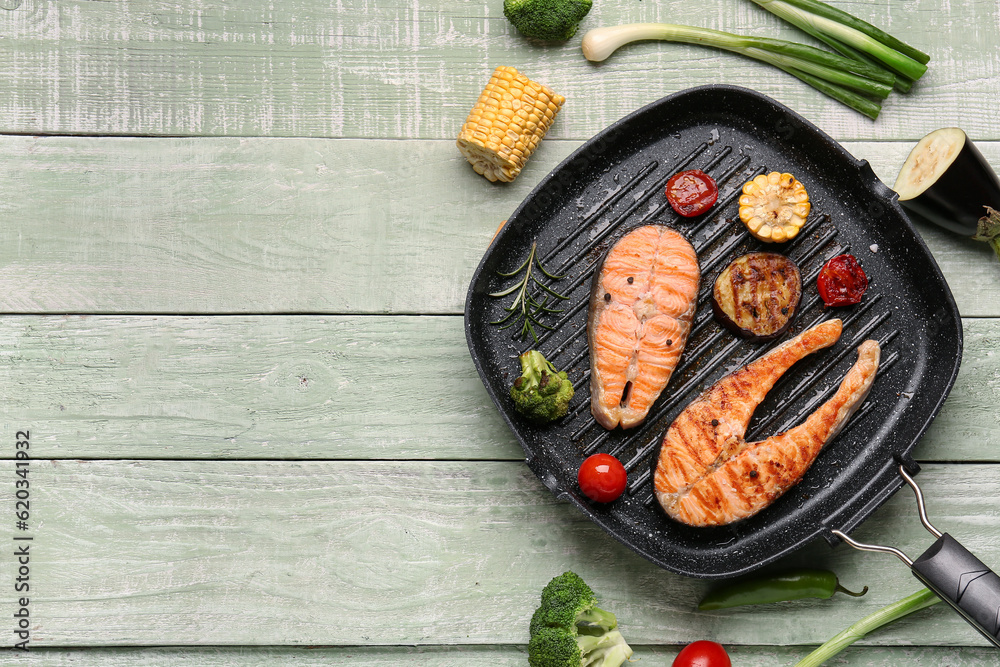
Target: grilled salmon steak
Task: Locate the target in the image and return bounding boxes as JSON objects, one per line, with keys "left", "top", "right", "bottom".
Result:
{"left": 588, "top": 225, "right": 700, "bottom": 430}
{"left": 654, "top": 319, "right": 880, "bottom": 526}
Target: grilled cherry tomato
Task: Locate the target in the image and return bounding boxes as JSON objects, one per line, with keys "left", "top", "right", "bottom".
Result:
{"left": 817, "top": 254, "right": 869, "bottom": 306}
{"left": 666, "top": 169, "right": 719, "bottom": 217}
{"left": 672, "top": 640, "right": 732, "bottom": 667}
{"left": 577, "top": 453, "right": 627, "bottom": 503}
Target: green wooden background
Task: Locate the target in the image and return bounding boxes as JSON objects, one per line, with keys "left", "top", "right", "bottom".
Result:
{"left": 2, "top": 0, "right": 1000, "bottom": 664}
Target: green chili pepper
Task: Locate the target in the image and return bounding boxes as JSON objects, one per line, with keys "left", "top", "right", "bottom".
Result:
{"left": 698, "top": 569, "right": 868, "bottom": 611}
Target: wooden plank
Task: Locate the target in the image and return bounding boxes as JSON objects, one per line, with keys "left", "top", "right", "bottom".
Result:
{"left": 0, "top": 314, "right": 996, "bottom": 461}
{"left": 0, "top": 0, "right": 997, "bottom": 141}
{"left": 0, "top": 136, "right": 499, "bottom": 315}
{"left": 924, "top": 319, "right": 1000, "bottom": 460}
{"left": 0, "top": 315, "right": 519, "bottom": 461}
{"left": 3, "top": 460, "right": 997, "bottom": 647}
{"left": 1, "top": 136, "right": 998, "bottom": 316}
{"left": 3, "top": 645, "right": 1000, "bottom": 666}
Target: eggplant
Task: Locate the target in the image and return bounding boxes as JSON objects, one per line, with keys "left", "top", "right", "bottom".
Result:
{"left": 894, "top": 128, "right": 1000, "bottom": 237}
{"left": 711, "top": 252, "right": 801, "bottom": 341}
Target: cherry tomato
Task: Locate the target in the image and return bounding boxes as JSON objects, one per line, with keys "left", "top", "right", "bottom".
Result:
{"left": 577, "top": 453, "right": 627, "bottom": 503}
{"left": 666, "top": 169, "right": 719, "bottom": 217}
{"left": 672, "top": 640, "right": 732, "bottom": 667}
{"left": 817, "top": 254, "right": 869, "bottom": 307}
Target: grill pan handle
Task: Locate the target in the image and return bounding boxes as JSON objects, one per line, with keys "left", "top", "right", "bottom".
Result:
{"left": 911, "top": 533, "right": 1000, "bottom": 645}
{"left": 833, "top": 465, "right": 1000, "bottom": 648}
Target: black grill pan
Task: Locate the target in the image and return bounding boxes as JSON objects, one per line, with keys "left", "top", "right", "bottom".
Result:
{"left": 464, "top": 86, "right": 963, "bottom": 579}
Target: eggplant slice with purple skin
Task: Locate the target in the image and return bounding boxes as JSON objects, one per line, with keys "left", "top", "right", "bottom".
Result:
{"left": 712, "top": 252, "right": 802, "bottom": 341}
{"left": 894, "top": 127, "right": 1000, "bottom": 237}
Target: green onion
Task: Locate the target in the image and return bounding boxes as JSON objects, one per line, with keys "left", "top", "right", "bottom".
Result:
{"left": 749, "top": 0, "right": 927, "bottom": 82}
{"left": 770, "top": 61, "right": 883, "bottom": 120}
{"left": 762, "top": 18, "right": 912, "bottom": 92}
{"left": 581, "top": 1, "right": 930, "bottom": 119}
{"left": 768, "top": 0, "right": 929, "bottom": 65}
{"left": 742, "top": 40, "right": 894, "bottom": 88}
{"left": 793, "top": 588, "right": 942, "bottom": 666}
{"left": 744, "top": 47, "right": 890, "bottom": 98}
{"left": 581, "top": 23, "right": 891, "bottom": 118}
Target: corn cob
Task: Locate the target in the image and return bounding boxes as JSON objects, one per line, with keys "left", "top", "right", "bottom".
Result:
{"left": 457, "top": 66, "right": 565, "bottom": 183}
{"left": 738, "top": 172, "right": 811, "bottom": 243}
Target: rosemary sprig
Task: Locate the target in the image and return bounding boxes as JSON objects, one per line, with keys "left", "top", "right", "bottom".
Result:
{"left": 489, "top": 241, "right": 569, "bottom": 342}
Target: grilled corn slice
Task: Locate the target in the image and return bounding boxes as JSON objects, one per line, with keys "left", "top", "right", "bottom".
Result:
{"left": 457, "top": 66, "right": 565, "bottom": 183}
{"left": 738, "top": 172, "right": 811, "bottom": 243}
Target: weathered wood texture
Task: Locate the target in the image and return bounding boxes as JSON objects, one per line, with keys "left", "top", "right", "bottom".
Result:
{"left": 0, "top": 315, "right": 514, "bottom": 460}
{"left": 0, "top": 0, "right": 996, "bottom": 141}
{"left": 1, "top": 137, "right": 998, "bottom": 316}
{"left": 0, "top": 314, "right": 996, "bottom": 461}
{"left": 3, "top": 645, "right": 999, "bottom": 666}
{"left": 3, "top": 0, "right": 1000, "bottom": 660}
{"left": 4, "top": 460, "right": 998, "bottom": 647}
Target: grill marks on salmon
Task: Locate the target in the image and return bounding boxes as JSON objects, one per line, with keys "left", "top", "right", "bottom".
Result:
{"left": 653, "top": 319, "right": 881, "bottom": 526}
{"left": 588, "top": 225, "right": 700, "bottom": 430}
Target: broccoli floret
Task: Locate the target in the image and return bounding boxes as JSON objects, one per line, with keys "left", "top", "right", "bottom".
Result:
{"left": 503, "top": 0, "right": 593, "bottom": 42}
{"left": 510, "top": 350, "right": 574, "bottom": 424}
{"left": 528, "top": 571, "right": 634, "bottom": 667}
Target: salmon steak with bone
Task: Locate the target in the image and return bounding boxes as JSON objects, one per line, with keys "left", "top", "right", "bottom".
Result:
{"left": 654, "top": 319, "right": 880, "bottom": 527}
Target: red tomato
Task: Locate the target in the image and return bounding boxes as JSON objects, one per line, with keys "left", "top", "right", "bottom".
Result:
{"left": 817, "top": 254, "right": 869, "bottom": 306}
{"left": 672, "top": 640, "right": 732, "bottom": 667}
{"left": 666, "top": 169, "right": 719, "bottom": 217}
{"left": 577, "top": 453, "right": 627, "bottom": 503}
